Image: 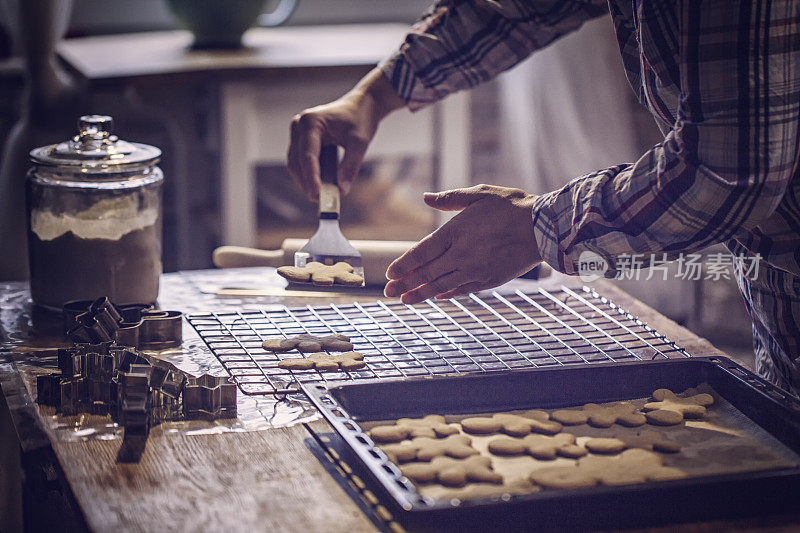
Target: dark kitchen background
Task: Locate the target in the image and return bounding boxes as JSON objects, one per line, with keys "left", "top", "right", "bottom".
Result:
{"left": 0, "top": 0, "right": 752, "bottom": 363}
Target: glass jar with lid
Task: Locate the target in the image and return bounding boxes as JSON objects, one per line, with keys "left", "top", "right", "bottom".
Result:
{"left": 26, "top": 115, "right": 163, "bottom": 310}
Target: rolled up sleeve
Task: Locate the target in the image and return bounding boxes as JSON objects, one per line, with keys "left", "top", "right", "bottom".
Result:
{"left": 380, "top": 0, "right": 607, "bottom": 111}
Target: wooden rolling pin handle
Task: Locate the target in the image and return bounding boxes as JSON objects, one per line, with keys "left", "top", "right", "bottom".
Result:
{"left": 212, "top": 246, "right": 288, "bottom": 269}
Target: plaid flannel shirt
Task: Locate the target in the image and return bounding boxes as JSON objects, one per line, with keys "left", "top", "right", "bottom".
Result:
{"left": 380, "top": 0, "right": 800, "bottom": 394}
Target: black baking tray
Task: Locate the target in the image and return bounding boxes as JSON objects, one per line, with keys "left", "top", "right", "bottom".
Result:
{"left": 302, "top": 357, "right": 800, "bottom": 531}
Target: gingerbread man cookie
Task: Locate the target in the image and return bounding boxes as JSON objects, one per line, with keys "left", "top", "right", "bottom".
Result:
{"left": 368, "top": 415, "right": 460, "bottom": 444}
{"left": 529, "top": 449, "right": 687, "bottom": 490}
{"left": 263, "top": 334, "right": 353, "bottom": 353}
{"left": 487, "top": 433, "right": 587, "bottom": 460}
{"left": 642, "top": 388, "right": 714, "bottom": 425}
{"left": 277, "top": 261, "right": 364, "bottom": 286}
{"left": 551, "top": 401, "right": 647, "bottom": 428}
{"left": 381, "top": 435, "right": 479, "bottom": 463}
{"left": 644, "top": 409, "right": 684, "bottom": 426}
{"left": 583, "top": 437, "right": 627, "bottom": 454}
{"left": 400, "top": 456, "right": 503, "bottom": 487}
{"left": 619, "top": 429, "right": 681, "bottom": 453}
{"left": 277, "top": 351, "right": 365, "bottom": 371}
{"left": 460, "top": 411, "right": 563, "bottom": 437}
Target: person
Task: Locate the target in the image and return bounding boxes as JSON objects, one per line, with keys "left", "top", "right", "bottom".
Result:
{"left": 286, "top": 1, "right": 800, "bottom": 396}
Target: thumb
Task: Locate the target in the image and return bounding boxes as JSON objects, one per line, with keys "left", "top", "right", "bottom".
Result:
{"left": 423, "top": 185, "right": 493, "bottom": 211}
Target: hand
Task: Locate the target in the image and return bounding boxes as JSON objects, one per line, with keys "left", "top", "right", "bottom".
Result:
{"left": 384, "top": 184, "right": 542, "bottom": 304}
{"left": 287, "top": 68, "right": 404, "bottom": 201}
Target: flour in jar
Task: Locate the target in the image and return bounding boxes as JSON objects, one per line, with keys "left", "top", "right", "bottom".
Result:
{"left": 28, "top": 194, "right": 162, "bottom": 308}
{"left": 31, "top": 196, "right": 159, "bottom": 241}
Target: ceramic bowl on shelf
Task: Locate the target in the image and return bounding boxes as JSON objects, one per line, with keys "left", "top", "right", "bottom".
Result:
{"left": 165, "top": 0, "right": 297, "bottom": 49}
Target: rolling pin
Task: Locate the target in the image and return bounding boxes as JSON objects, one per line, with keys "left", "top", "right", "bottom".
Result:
{"left": 213, "top": 239, "right": 416, "bottom": 286}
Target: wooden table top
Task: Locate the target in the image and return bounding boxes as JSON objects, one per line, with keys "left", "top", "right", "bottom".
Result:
{"left": 1, "top": 268, "right": 798, "bottom": 532}
{"left": 57, "top": 24, "right": 409, "bottom": 83}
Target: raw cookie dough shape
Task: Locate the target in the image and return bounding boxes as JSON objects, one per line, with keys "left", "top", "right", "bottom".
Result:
{"left": 400, "top": 456, "right": 503, "bottom": 487}
{"left": 367, "top": 415, "right": 460, "bottom": 444}
{"left": 277, "top": 351, "right": 365, "bottom": 372}
{"left": 645, "top": 409, "right": 685, "bottom": 426}
{"left": 277, "top": 261, "right": 364, "bottom": 287}
{"left": 551, "top": 402, "right": 647, "bottom": 428}
{"left": 460, "top": 411, "right": 563, "bottom": 437}
{"left": 529, "top": 449, "right": 687, "bottom": 490}
{"left": 583, "top": 437, "right": 627, "bottom": 454}
{"left": 381, "top": 435, "right": 479, "bottom": 463}
{"left": 488, "top": 433, "right": 587, "bottom": 459}
{"left": 620, "top": 429, "right": 681, "bottom": 453}
{"left": 262, "top": 334, "right": 353, "bottom": 353}
{"left": 643, "top": 388, "right": 715, "bottom": 424}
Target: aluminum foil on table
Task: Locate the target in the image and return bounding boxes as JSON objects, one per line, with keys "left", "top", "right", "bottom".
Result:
{"left": 0, "top": 268, "right": 322, "bottom": 444}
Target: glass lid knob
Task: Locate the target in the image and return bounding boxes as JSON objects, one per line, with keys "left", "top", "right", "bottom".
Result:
{"left": 77, "top": 115, "right": 115, "bottom": 144}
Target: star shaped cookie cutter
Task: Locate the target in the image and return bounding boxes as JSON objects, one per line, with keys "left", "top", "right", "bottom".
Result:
{"left": 183, "top": 374, "right": 237, "bottom": 421}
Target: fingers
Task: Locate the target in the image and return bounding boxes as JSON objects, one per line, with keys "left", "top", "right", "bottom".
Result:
{"left": 423, "top": 184, "right": 497, "bottom": 211}
{"left": 297, "top": 116, "right": 323, "bottom": 200}
{"left": 386, "top": 228, "right": 452, "bottom": 281}
{"left": 393, "top": 270, "right": 473, "bottom": 305}
{"left": 434, "top": 281, "right": 486, "bottom": 300}
{"left": 288, "top": 115, "right": 368, "bottom": 198}
{"left": 288, "top": 113, "right": 324, "bottom": 200}
{"left": 287, "top": 118, "right": 302, "bottom": 187}
{"left": 384, "top": 253, "right": 466, "bottom": 298}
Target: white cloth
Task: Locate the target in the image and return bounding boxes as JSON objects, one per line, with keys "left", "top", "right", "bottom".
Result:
{"left": 497, "top": 15, "right": 662, "bottom": 193}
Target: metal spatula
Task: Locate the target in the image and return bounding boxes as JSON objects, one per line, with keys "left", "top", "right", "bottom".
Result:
{"left": 294, "top": 145, "right": 364, "bottom": 284}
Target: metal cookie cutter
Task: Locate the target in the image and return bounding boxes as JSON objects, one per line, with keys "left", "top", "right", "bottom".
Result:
{"left": 119, "top": 364, "right": 153, "bottom": 437}
{"left": 37, "top": 338, "right": 238, "bottom": 464}
{"left": 64, "top": 297, "right": 183, "bottom": 350}
{"left": 183, "top": 374, "right": 237, "bottom": 421}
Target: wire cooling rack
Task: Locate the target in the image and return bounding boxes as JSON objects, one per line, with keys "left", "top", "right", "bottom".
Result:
{"left": 186, "top": 286, "right": 690, "bottom": 395}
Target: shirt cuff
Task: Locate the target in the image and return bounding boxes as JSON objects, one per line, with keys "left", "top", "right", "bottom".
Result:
{"left": 531, "top": 192, "right": 569, "bottom": 274}
{"left": 531, "top": 191, "right": 619, "bottom": 279}
{"left": 378, "top": 48, "right": 452, "bottom": 112}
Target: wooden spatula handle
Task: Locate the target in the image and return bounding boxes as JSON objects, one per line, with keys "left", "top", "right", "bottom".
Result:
{"left": 319, "top": 145, "right": 340, "bottom": 217}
